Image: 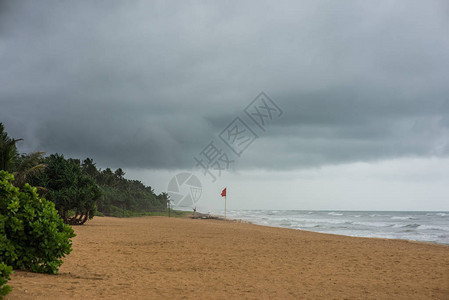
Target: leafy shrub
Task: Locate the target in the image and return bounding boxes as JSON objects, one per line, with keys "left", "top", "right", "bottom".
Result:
{"left": 0, "top": 263, "right": 12, "bottom": 299}
{"left": 94, "top": 210, "right": 105, "bottom": 217}
{"left": 0, "top": 171, "right": 75, "bottom": 274}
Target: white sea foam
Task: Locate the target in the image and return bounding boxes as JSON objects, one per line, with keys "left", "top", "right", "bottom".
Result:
{"left": 354, "top": 221, "right": 392, "bottom": 228}
{"left": 328, "top": 212, "right": 343, "bottom": 216}
{"left": 221, "top": 210, "right": 449, "bottom": 245}
{"left": 418, "top": 225, "right": 449, "bottom": 231}
{"left": 391, "top": 216, "right": 417, "bottom": 220}
{"left": 436, "top": 213, "right": 448, "bottom": 217}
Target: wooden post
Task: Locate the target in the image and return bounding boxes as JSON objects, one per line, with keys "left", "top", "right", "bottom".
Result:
{"left": 168, "top": 200, "right": 171, "bottom": 218}
{"left": 224, "top": 195, "right": 227, "bottom": 219}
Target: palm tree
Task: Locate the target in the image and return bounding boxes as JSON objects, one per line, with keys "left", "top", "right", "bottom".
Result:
{"left": 0, "top": 123, "right": 46, "bottom": 187}
{"left": 160, "top": 192, "right": 172, "bottom": 217}
{"left": 0, "top": 122, "right": 22, "bottom": 171}
{"left": 82, "top": 158, "right": 99, "bottom": 179}
{"left": 12, "top": 152, "right": 46, "bottom": 187}
{"left": 114, "top": 168, "right": 125, "bottom": 180}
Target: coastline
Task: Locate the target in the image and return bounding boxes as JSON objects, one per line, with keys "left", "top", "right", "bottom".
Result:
{"left": 198, "top": 212, "right": 449, "bottom": 247}
{"left": 8, "top": 216, "right": 449, "bottom": 299}
{"left": 219, "top": 210, "right": 449, "bottom": 246}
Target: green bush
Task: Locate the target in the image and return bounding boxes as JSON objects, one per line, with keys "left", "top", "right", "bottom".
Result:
{"left": 94, "top": 210, "right": 105, "bottom": 217}
{"left": 0, "top": 263, "right": 12, "bottom": 299}
{"left": 0, "top": 170, "right": 75, "bottom": 275}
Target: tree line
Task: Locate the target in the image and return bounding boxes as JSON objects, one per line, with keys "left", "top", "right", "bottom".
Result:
{"left": 0, "top": 122, "right": 169, "bottom": 225}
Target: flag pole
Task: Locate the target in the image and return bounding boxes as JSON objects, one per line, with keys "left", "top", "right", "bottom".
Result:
{"left": 221, "top": 187, "right": 227, "bottom": 219}
{"left": 225, "top": 195, "right": 227, "bottom": 219}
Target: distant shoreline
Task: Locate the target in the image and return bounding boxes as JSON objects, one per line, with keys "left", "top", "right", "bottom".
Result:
{"left": 211, "top": 209, "right": 449, "bottom": 246}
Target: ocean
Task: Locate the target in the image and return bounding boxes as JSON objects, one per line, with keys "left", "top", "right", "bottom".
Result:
{"left": 219, "top": 210, "right": 449, "bottom": 245}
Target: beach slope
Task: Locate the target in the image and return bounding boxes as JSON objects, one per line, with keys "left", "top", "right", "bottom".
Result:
{"left": 7, "top": 216, "right": 449, "bottom": 299}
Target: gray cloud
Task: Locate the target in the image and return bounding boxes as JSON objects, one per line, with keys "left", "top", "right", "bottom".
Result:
{"left": 1, "top": 0, "right": 448, "bottom": 171}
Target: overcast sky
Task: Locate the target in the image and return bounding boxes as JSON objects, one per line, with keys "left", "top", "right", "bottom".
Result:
{"left": 1, "top": 1, "right": 448, "bottom": 211}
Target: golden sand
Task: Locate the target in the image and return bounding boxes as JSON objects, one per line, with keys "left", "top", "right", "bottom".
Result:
{"left": 7, "top": 216, "right": 449, "bottom": 299}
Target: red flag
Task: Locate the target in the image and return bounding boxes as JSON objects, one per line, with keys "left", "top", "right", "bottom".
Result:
{"left": 221, "top": 188, "right": 226, "bottom": 197}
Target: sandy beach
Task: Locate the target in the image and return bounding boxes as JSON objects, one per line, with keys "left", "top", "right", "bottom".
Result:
{"left": 7, "top": 216, "right": 449, "bottom": 299}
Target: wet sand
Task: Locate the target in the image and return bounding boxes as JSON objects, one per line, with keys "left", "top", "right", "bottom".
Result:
{"left": 7, "top": 216, "right": 449, "bottom": 299}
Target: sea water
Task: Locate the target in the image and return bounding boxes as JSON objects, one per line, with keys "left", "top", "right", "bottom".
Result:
{"left": 219, "top": 210, "right": 449, "bottom": 245}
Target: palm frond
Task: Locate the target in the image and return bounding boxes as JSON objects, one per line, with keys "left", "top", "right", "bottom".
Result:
{"left": 12, "top": 152, "right": 46, "bottom": 187}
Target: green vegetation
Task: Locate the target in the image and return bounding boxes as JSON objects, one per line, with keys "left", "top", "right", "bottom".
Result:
{"left": 0, "top": 123, "right": 21, "bottom": 173}
{"left": 0, "top": 171, "right": 75, "bottom": 275}
{"left": 28, "top": 155, "right": 170, "bottom": 221}
{"left": 29, "top": 154, "right": 102, "bottom": 225}
{"left": 0, "top": 263, "right": 12, "bottom": 299}
{"left": 107, "top": 207, "right": 190, "bottom": 218}
{"left": 0, "top": 123, "right": 46, "bottom": 188}
{"left": 81, "top": 159, "right": 168, "bottom": 217}
{"left": 0, "top": 123, "right": 172, "bottom": 223}
{"left": 12, "top": 152, "right": 46, "bottom": 188}
{"left": 147, "top": 210, "right": 192, "bottom": 218}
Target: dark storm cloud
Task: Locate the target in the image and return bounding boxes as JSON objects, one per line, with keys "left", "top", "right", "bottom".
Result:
{"left": 1, "top": 0, "right": 448, "bottom": 170}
